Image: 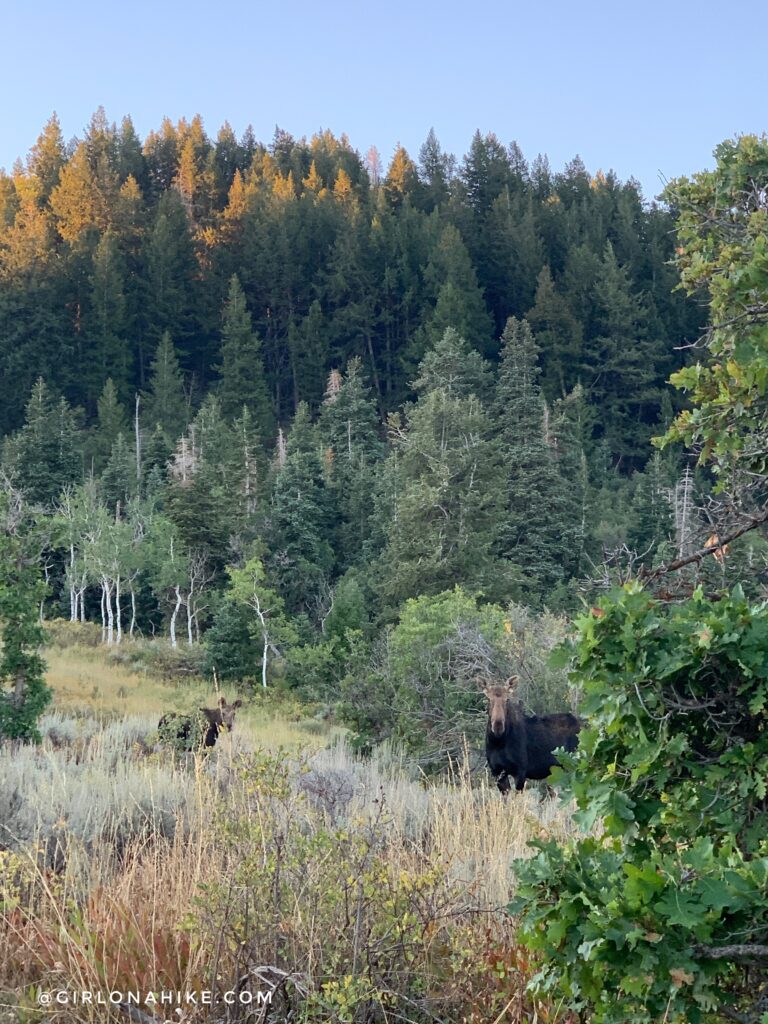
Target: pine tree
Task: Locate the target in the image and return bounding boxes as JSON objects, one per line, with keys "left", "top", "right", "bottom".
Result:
{"left": 144, "top": 189, "right": 197, "bottom": 355}
{"left": 142, "top": 331, "right": 188, "bottom": 442}
{"left": 378, "top": 329, "right": 504, "bottom": 611}
{"left": 265, "top": 403, "right": 334, "bottom": 617}
{"left": 101, "top": 432, "right": 135, "bottom": 514}
{"left": 414, "top": 224, "right": 494, "bottom": 365}
{"left": 88, "top": 378, "right": 129, "bottom": 473}
{"left": 26, "top": 113, "right": 66, "bottom": 203}
{"left": 0, "top": 488, "right": 51, "bottom": 740}
{"left": 495, "top": 317, "right": 576, "bottom": 602}
{"left": 9, "top": 379, "right": 82, "bottom": 506}
{"left": 417, "top": 129, "right": 454, "bottom": 212}
{"left": 318, "top": 358, "right": 384, "bottom": 571}
{"left": 526, "top": 265, "right": 582, "bottom": 399}
{"left": 216, "top": 275, "right": 273, "bottom": 436}
{"left": 587, "top": 242, "right": 665, "bottom": 465}
{"left": 627, "top": 451, "right": 674, "bottom": 558}
{"left": 85, "top": 230, "right": 130, "bottom": 405}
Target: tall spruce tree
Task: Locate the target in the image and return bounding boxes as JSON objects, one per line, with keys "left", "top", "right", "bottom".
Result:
{"left": 265, "top": 403, "right": 334, "bottom": 618}
{"left": 85, "top": 230, "right": 130, "bottom": 405}
{"left": 88, "top": 377, "right": 130, "bottom": 474}
{"left": 378, "top": 328, "right": 505, "bottom": 611}
{"left": 217, "top": 274, "right": 273, "bottom": 436}
{"left": 142, "top": 331, "right": 188, "bottom": 442}
{"left": 8, "top": 379, "right": 82, "bottom": 506}
{"left": 318, "top": 359, "right": 384, "bottom": 571}
{"left": 587, "top": 242, "right": 664, "bottom": 466}
{"left": 495, "top": 317, "right": 575, "bottom": 602}
{"left": 101, "top": 432, "right": 135, "bottom": 515}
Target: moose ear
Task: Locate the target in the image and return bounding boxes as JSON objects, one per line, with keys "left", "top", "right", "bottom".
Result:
{"left": 506, "top": 676, "right": 519, "bottom": 691}
{"left": 218, "top": 696, "right": 227, "bottom": 708}
{"left": 231, "top": 699, "right": 243, "bottom": 710}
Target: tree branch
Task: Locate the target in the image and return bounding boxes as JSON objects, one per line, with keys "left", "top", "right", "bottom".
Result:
{"left": 640, "top": 506, "right": 768, "bottom": 582}
{"left": 695, "top": 943, "right": 768, "bottom": 964}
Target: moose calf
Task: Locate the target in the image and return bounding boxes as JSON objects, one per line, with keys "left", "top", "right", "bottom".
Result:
{"left": 484, "top": 677, "right": 580, "bottom": 795}
{"left": 158, "top": 696, "right": 243, "bottom": 751}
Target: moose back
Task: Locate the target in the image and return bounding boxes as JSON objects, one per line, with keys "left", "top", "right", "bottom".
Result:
{"left": 484, "top": 679, "right": 580, "bottom": 794}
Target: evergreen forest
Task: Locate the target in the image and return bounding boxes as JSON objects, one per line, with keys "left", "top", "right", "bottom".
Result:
{"left": 0, "top": 109, "right": 738, "bottom": 719}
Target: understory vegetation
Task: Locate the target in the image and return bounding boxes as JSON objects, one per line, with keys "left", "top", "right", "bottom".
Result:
{"left": 0, "top": 677, "right": 576, "bottom": 1024}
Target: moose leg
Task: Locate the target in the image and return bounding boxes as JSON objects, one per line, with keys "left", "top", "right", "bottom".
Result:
{"left": 514, "top": 771, "right": 527, "bottom": 793}
{"left": 496, "top": 772, "right": 512, "bottom": 796}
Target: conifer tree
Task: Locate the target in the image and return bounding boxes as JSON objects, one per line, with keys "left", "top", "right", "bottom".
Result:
{"left": 318, "top": 358, "right": 384, "bottom": 570}
{"left": 10, "top": 379, "right": 82, "bottom": 506}
{"left": 216, "top": 274, "right": 273, "bottom": 436}
{"left": 383, "top": 145, "right": 419, "bottom": 207}
{"left": 378, "top": 329, "right": 504, "bottom": 611}
{"left": 0, "top": 487, "right": 51, "bottom": 740}
{"left": 414, "top": 224, "right": 494, "bottom": 364}
{"left": 417, "top": 128, "right": 454, "bottom": 212}
{"left": 142, "top": 332, "right": 188, "bottom": 442}
{"left": 627, "top": 450, "right": 674, "bottom": 558}
{"left": 587, "top": 242, "right": 664, "bottom": 465}
{"left": 144, "top": 189, "right": 197, "bottom": 353}
{"left": 86, "top": 230, "right": 129, "bottom": 404}
{"left": 26, "top": 113, "right": 66, "bottom": 203}
{"left": 526, "top": 265, "right": 582, "bottom": 399}
{"left": 265, "top": 403, "right": 334, "bottom": 617}
{"left": 101, "top": 432, "right": 135, "bottom": 514}
{"left": 495, "top": 317, "right": 575, "bottom": 601}
{"left": 89, "top": 378, "right": 129, "bottom": 473}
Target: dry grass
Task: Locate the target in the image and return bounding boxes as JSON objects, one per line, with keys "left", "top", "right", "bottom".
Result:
{"left": 45, "top": 644, "right": 208, "bottom": 716}
{"left": 44, "top": 644, "right": 340, "bottom": 752}
{"left": 0, "top": 643, "right": 578, "bottom": 1023}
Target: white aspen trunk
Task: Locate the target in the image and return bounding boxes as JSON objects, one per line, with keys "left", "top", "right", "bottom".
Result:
{"left": 104, "top": 578, "right": 115, "bottom": 645}
{"left": 69, "top": 543, "right": 77, "bottom": 621}
{"left": 39, "top": 563, "right": 50, "bottom": 622}
{"left": 130, "top": 589, "right": 136, "bottom": 639}
{"left": 186, "top": 571, "right": 195, "bottom": 646}
{"left": 254, "top": 596, "right": 269, "bottom": 688}
{"left": 170, "top": 586, "right": 182, "bottom": 648}
{"left": 100, "top": 585, "right": 107, "bottom": 642}
{"left": 135, "top": 393, "right": 141, "bottom": 482}
{"left": 79, "top": 577, "right": 87, "bottom": 622}
{"left": 115, "top": 575, "right": 122, "bottom": 645}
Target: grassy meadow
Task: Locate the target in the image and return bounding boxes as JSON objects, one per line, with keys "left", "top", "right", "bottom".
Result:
{"left": 0, "top": 634, "right": 579, "bottom": 1024}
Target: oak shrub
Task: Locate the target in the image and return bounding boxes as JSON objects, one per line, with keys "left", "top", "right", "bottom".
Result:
{"left": 511, "top": 583, "right": 768, "bottom": 1023}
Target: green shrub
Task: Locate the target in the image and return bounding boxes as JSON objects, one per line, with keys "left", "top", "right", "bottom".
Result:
{"left": 44, "top": 618, "right": 102, "bottom": 649}
{"left": 340, "top": 588, "right": 510, "bottom": 764}
{"left": 511, "top": 583, "right": 768, "bottom": 1023}
{"left": 105, "top": 638, "right": 207, "bottom": 681}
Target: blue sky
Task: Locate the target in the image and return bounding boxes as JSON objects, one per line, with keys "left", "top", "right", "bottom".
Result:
{"left": 2, "top": 0, "right": 766, "bottom": 200}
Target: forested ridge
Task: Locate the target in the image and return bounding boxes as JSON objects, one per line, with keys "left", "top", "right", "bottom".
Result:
{"left": 0, "top": 109, "right": 720, "bottom": 701}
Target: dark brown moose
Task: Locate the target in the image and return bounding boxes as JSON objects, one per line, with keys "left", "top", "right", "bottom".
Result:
{"left": 158, "top": 696, "right": 243, "bottom": 751}
{"left": 484, "top": 677, "right": 580, "bottom": 795}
